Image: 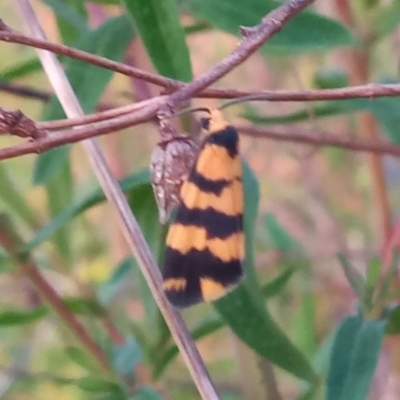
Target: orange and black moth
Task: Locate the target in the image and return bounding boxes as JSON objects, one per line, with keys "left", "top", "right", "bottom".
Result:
{"left": 162, "top": 109, "right": 244, "bottom": 308}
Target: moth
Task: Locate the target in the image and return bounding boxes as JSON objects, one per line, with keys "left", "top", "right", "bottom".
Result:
{"left": 162, "top": 109, "right": 244, "bottom": 308}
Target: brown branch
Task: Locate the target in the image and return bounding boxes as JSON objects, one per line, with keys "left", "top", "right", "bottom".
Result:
{"left": 24, "top": 83, "right": 400, "bottom": 132}
{"left": 0, "top": 215, "right": 110, "bottom": 372}
{"left": 0, "top": 106, "right": 46, "bottom": 139}
{"left": 0, "top": 100, "right": 157, "bottom": 141}
{"left": 0, "top": 99, "right": 162, "bottom": 160}
{"left": 25, "top": 263, "right": 111, "bottom": 370}
{"left": 206, "top": 84, "right": 400, "bottom": 101}
{"left": 238, "top": 125, "right": 400, "bottom": 157}
{"left": 0, "top": 81, "right": 51, "bottom": 101}
{"left": 0, "top": 19, "right": 177, "bottom": 90}
{"left": 37, "top": 97, "right": 162, "bottom": 131}
{"left": 168, "top": 0, "right": 317, "bottom": 106}
{"left": 3, "top": 16, "right": 400, "bottom": 102}
{"left": 3, "top": 107, "right": 400, "bottom": 161}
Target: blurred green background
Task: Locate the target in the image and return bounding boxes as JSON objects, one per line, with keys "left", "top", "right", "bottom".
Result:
{"left": 1, "top": 0, "right": 400, "bottom": 399}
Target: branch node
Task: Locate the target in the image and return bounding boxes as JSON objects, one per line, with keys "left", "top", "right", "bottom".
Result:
{"left": 0, "top": 19, "right": 12, "bottom": 32}
{"left": 0, "top": 107, "right": 47, "bottom": 140}
{"left": 240, "top": 26, "right": 258, "bottom": 38}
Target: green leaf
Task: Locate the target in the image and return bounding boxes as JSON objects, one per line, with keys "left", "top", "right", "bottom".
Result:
{"left": 265, "top": 213, "right": 300, "bottom": 252}
{"left": 33, "top": 147, "right": 71, "bottom": 187}
{"left": 62, "top": 10, "right": 131, "bottom": 90}
{"left": 366, "top": 256, "right": 381, "bottom": 289}
{"left": 292, "top": 291, "right": 316, "bottom": 357}
{"left": 215, "top": 289, "right": 318, "bottom": 383}
{"left": 243, "top": 99, "right": 364, "bottom": 125}
{"left": 98, "top": 258, "right": 135, "bottom": 305}
{"left": 65, "top": 346, "right": 102, "bottom": 373}
{"left": 326, "top": 315, "right": 386, "bottom": 400}
{"left": 377, "top": 251, "right": 400, "bottom": 308}
{"left": 23, "top": 170, "right": 150, "bottom": 253}
{"left": 337, "top": 253, "right": 365, "bottom": 300}
{"left": 386, "top": 304, "right": 400, "bottom": 335}
{"left": 0, "top": 246, "right": 10, "bottom": 263}
{"left": 63, "top": 297, "right": 105, "bottom": 316}
{"left": 369, "top": 97, "right": 400, "bottom": 144}
{"left": 297, "top": 329, "right": 338, "bottom": 400}
{"left": 296, "top": 385, "right": 320, "bottom": 400}
{"left": 45, "top": 165, "right": 74, "bottom": 265}
{"left": 184, "top": 20, "right": 212, "bottom": 35}
{"left": 262, "top": 268, "right": 295, "bottom": 298}
{"left": 0, "top": 306, "right": 48, "bottom": 326}
{"left": 214, "top": 162, "right": 317, "bottom": 383}
{"left": 312, "top": 328, "right": 337, "bottom": 379}
{"left": 313, "top": 69, "right": 349, "bottom": 89}
{"left": 326, "top": 316, "right": 364, "bottom": 400}
{"left": 185, "top": 0, "right": 355, "bottom": 53}
{"left": 340, "top": 319, "right": 386, "bottom": 400}
{"left": 113, "top": 336, "right": 142, "bottom": 375}
{"left": 80, "top": 0, "right": 119, "bottom": 4}
{"left": 153, "top": 314, "right": 224, "bottom": 377}
{"left": 94, "top": 394, "right": 128, "bottom": 400}
{"left": 42, "top": 0, "right": 88, "bottom": 35}
{"left": 0, "top": 58, "right": 42, "bottom": 80}
{"left": 370, "top": 1, "right": 400, "bottom": 38}
{"left": 126, "top": 182, "right": 162, "bottom": 328}
{"left": 34, "top": 14, "right": 135, "bottom": 185}
{"left": 243, "top": 103, "right": 338, "bottom": 125}
{"left": 134, "top": 385, "right": 163, "bottom": 400}
{"left": 127, "top": 183, "right": 161, "bottom": 254}
{"left": 122, "top": 0, "right": 192, "bottom": 80}
{"left": 0, "top": 164, "right": 41, "bottom": 228}
{"left": 76, "top": 376, "right": 121, "bottom": 393}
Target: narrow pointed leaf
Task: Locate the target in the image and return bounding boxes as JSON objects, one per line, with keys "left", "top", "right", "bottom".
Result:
{"left": 24, "top": 170, "right": 149, "bottom": 253}
{"left": 0, "top": 58, "right": 43, "bottom": 81}
{"left": 326, "top": 315, "right": 364, "bottom": 400}
{"left": 185, "top": 0, "right": 354, "bottom": 53}
{"left": 0, "top": 307, "right": 48, "bottom": 326}
{"left": 339, "top": 319, "right": 385, "bottom": 400}
{"left": 337, "top": 253, "right": 365, "bottom": 300}
{"left": 327, "top": 315, "right": 386, "bottom": 400}
{"left": 0, "top": 164, "right": 40, "bottom": 228}
{"left": 113, "top": 336, "right": 142, "bottom": 375}
{"left": 215, "top": 163, "right": 317, "bottom": 382}
{"left": 122, "top": 0, "right": 192, "bottom": 81}
{"left": 262, "top": 268, "right": 295, "bottom": 298}
{"left": 65, "top": 346, "right": 101, "bottom": 373}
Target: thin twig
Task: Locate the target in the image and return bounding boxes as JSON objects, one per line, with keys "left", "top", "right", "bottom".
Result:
{"left": 3, "top": 19, "right": 400, "bottom": 101}
{"left": 3, "top": 113, "right": 400, "bottom": 161}
{"left": 37, "top": 97, "right": 163, "bottom": 131}
{"left": 237, "top": 125, "right": 400, "bottom": 157}
{"left": 168, "top": 0, "right": 317, "bottom": 106}
{"left": 0, "top": 216, "right": 110, "bottom": 372}
{"left": 0, "top": 81, "right": 51, "bottom": 101}
{"left": 33, "top": 82, "right": 400, "bottom": 129}
{"left": 0, "top": 100, "right": 162, "bottom": 159}
{"left": 0, "top": 19, "right": 177, "bottom": 90}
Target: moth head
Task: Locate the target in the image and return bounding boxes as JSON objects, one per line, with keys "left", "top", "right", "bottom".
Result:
{"left": 200, "top": 109, "right": 229, "bottom": 135}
